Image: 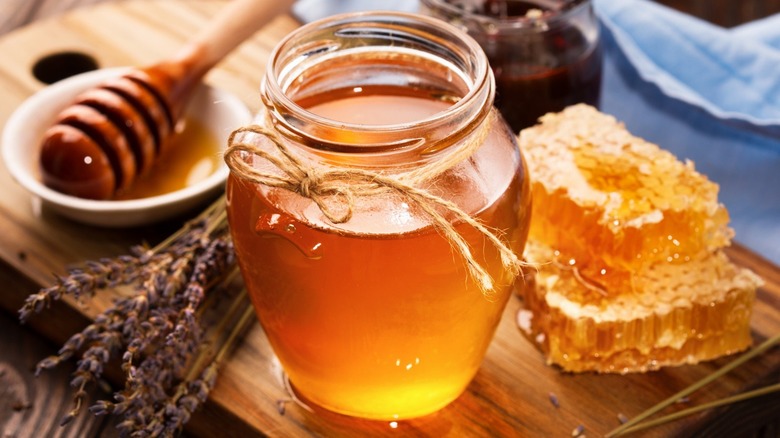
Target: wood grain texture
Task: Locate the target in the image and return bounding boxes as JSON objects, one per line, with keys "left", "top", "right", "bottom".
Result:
{"left": 0, "top": 0, "right": 126, "bottom": 36}
{"left": 0, "top": 1, "right": 779, "bottom": 437}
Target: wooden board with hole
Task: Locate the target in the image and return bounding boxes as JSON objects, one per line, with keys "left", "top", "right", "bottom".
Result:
{"left": 0, "top": 2, "right": 779, "bottom": 437}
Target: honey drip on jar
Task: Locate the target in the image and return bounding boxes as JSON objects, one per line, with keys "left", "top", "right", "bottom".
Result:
{"left": 227, "top": 85, "right": 531, "bottom": 419}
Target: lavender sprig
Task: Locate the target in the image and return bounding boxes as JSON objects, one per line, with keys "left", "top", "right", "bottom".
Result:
{"left": 21, "top": 196, "right": 248, "bottom": 436}
{"left": 19, "top": 254, "right": 143, "bottom": 322}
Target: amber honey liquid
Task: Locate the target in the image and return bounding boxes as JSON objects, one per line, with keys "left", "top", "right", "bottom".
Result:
{"left": 116, "top": 117, "right": 219, "bottom": 200}
{"left": 227, "top": 87, "right": 529, "bottom": 419}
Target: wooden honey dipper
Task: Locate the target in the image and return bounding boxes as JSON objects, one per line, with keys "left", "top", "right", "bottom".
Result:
{"left": 39, "top": 0, "right": 293, "bottom": 200}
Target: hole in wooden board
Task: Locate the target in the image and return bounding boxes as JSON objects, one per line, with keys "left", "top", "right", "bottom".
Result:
{"left": 32, "top": 51, "right": 99, "bottom": 84}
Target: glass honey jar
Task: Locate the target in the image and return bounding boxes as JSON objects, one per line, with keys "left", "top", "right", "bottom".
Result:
{"left": 420, "top": 0, "right": 603, "bottom": 133}
{"left": 225, "top": 11, "right": 531, "bottom": 420}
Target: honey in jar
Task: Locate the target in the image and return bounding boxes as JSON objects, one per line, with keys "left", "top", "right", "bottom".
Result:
{"left": 421, "top": 0, "right": 603, "bottom": 133}
{"left": 226, "top": 12, "right": 531, "bottom": 420}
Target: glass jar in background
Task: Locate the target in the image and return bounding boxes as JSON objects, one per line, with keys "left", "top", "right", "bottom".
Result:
{"left": 225, "top": 12, "right": 531, "bottom": 420}
{"left": 421, "top": 0, "right": 603, "bottom": 133}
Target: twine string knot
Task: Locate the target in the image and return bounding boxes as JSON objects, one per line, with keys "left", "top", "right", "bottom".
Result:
{"left": 297, "top": 171, "right": 318, "bottom": 198}
{"left": 224, "top": 119, "right": 523, "bottom": 294}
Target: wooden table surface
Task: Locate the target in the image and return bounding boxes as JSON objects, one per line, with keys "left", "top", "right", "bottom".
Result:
{"left": 1, "top": 1, "right": 780, "bottom": 438}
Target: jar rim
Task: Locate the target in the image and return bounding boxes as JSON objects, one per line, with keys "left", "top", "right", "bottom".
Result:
{"left": 262, "top": 10, "right": 492, "bottom": 143}
{"left": 420, "top": 0, "right": 591, "bottom": 33}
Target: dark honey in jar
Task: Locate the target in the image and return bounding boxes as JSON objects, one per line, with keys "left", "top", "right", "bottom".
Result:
{"left": 226, "top": 12, "right": 531, "bottom": 420}
{"left": 421, "top": 0, "right": 603, "bottom": 132}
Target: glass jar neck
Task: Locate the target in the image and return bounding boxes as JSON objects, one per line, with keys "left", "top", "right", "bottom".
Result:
{"left": 259, "top": 11, "right": 494, "bottom": 168}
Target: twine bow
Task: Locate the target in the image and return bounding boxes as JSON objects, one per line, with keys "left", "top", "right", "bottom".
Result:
{"left": 224, "top": 120, "right": 522, "bottom": 294}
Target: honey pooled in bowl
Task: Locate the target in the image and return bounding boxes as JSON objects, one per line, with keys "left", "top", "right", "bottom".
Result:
{"left": 517, "top": 104, "right": 763, "bottom": 373}
{"left": 115, "top": 117, "right": 219, "bottom": 200}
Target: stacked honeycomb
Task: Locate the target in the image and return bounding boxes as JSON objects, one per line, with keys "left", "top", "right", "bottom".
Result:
{"left": 517, "top": 105, "right": 762, "bottom": 373}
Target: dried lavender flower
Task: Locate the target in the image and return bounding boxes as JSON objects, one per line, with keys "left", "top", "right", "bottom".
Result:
{"left": 548, "top": 391, "right": 560, "bottom": 408}
{"left": 21, "top": 197, "right": 250, "bottom": 437}
{"left": 276, "top": 399, "right": 288, "bottom": 416}
{"left": 19, "top": 255, "right": 145, "bottom": 323}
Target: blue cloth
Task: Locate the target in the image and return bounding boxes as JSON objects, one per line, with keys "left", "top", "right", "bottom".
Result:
{"left": 293, "top": 0, "right": 780, "bottom": 267}
{"left": 597, "top": 0, "right": 780, "bottom": 129}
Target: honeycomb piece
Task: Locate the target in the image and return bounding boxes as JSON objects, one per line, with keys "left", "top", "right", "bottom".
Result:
{"left": 519, "top": 240, "right": 762, "bottom": 373}
{"left": 519, "top": 104, "right": 733, "bottom": 292}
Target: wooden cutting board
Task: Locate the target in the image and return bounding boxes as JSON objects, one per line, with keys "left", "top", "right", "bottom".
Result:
{"left": 0, "top": 1, "right": 779, "bottom": 437}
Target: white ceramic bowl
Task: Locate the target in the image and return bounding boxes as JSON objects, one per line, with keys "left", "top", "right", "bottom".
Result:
{"left": 1, "top": 68, "right": 251, "bottom": 227}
